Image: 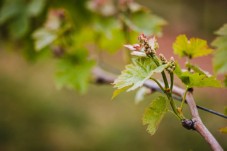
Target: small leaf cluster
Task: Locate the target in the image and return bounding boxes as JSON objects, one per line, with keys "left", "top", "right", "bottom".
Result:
{"left": 113, "top": 34, "right": 178, "bottom": 135}
{"left": 113, "top": 33, "right": 222, "bottom": 135}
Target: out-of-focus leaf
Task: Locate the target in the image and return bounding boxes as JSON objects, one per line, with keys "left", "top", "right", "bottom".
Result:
{"left": 94, "top": 17, "right": 124, "bottom": 53}
{"left": 73, "top": 27, "right": 95, "bottom": 48}
{"left": 185, "top": 62, "right": 211, "bottom": 76}
{"left": 113, "top": 57, "right": 168, "bottom": 98}
{"left": 143, "top": 96, "right": 167, "bottom": 135}
{"left": 98, "top": 28, "right": 124, "bottom": 53}
{"left": 219, "top": 127, "right": 227, "bottom": 134}
{"left": 212, "top": 24, "right": 227, "bottom": 73}
{"left": 55, "top": 49, "right": 95, "bottom": 93}
{"left": 0, "top": 0, "right": 46, "bottom": 38}
{"left": 0, "top": 0, "right": 22, "bottom": 24}
{"left": 9, "top": 13, "right": 29, "bottom": 39}
{"left": 112, "top": 86, "right": 131, "bottom": 100}
{"left": 174, "top": 63, "right": 222, "bottom": 88}
{"left": 27, "top": 0, "right": 46, "bottom": 17}
{"left": 33, "top": 28, "right": 57, "bottom": 51}
{"left": 123, "top": 11, "right": 166, "bottom": 36}
{"left": 32, "top": 9, "right": 71, "bottom": 51}
{"left": 173, "top": 35, "right": 213, "bottom": 58}
{"left": 87, "top": 0, "right": 116, "bottom": 16}
{"left": 135, "top": 87, "right": 150, "bottom": 104}
{"left": 215, "top": 24, "right": 227, "bottom": 36}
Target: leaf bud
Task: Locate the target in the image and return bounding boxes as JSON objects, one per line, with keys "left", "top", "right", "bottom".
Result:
{"left": 159, "top": 53, "right": 168, "bottom": 64}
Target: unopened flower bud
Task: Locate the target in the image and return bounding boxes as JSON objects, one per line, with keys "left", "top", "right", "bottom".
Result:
{"left": 166, "top": 56, "right": 176, "bottom": 73}
{"left": 159, "top": 53, "right": 168, "bottom": 64}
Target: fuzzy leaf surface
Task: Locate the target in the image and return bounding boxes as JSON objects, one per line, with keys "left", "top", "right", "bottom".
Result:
{"left": 173, "top": 35, "right": 213, "bottom": 58}
{"left": 113, "top": 57, "right": 168, "bottom": 97}
{"left": 143, "top": 96, "right": 167, "bottom": 135}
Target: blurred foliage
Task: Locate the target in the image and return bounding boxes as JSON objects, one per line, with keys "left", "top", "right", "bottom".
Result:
{"left": 0, "top": 0, "right": 166, "bottom": 93}
{"left": 55, "top": 49, "right": 95, "bottom": 93}
{"left": 0, "top": 0, "right": 46, "bottom": 38}
{"left": 212, "top": 24, "right": 227, "bottom": 74}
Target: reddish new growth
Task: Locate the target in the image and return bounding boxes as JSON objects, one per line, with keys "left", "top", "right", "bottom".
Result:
{"left": 124, "top": 34, "right": 159, "bottom": 57}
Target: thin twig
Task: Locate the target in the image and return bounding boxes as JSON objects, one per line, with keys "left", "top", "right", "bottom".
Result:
{"left": 172, "top": 95, "right": 227, "bottom": 119}
{"left": 92, "top": 66, "right": 224, "bottom": 151}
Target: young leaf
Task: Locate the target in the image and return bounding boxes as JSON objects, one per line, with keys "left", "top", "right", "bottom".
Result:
{"left": 212, "top": 24, "right": 227, "bottom": 73}
{"left": 174, "top": 63, "right": 222, "bottom": 88}
{"left": 113, "top": 57, "right": 168, "bottom": 98}
{"left": 55, "top": 49, "right": 95, "bottom": 93}
{"left": 33, "top": 28, "right": 58, "bottom": 51}
{"left": 173, "top": 35, "right": 213, "bottom": 58}
{"left": 143, "top": 96, "right": 167, "bottom": 135}
{"left": 112, "top": 86, "right": 131, "bottom": 100}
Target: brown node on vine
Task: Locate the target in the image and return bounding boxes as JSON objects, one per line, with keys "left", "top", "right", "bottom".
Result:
{"left": 181, "top": 119, "right": 196, "bottom": 130}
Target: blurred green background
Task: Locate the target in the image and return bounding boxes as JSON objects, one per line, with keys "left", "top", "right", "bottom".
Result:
{"left": 0, "top": 0, "right": 227, "bottom": 151}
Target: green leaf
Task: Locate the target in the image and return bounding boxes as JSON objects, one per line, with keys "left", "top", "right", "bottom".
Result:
{"left": 174, "top": 63, "right": 222, "bottom": 88}
{"left": 185, "top": 62, "right": 210, "bottom": 76}
{"left": 212, "top": 24, "right": 227, "bottom": 73}
{"left": 0, "top": 0, "right": 22, "bottom": 24}
{"left": 215, "top": 24, "right": 227, "bottom": 36}
{"left": 143, "top": 96, "right": 167, "bottom": 135}
{"left": 73, "top": 27, "right": 95, "bottom": 49}
{"left": 93, "top": 17, "right": 124, "bottom": 53}
{"left": 27, "top": 0, "right": 46, "bottom": 17}
{"left": 32, "top": 28, "right": 58, "bottom": 51}
{"left": 113, "top": 57, "right": 168, "bottom": 97}
{"left": 55, "top": 49, "right": 95, "bottom": 93}
{"left": 123, "top": 11, "right": 166, "bottom": 36}
{"left": 112, "top": 86, "right": 131, "bottom": 100}
{"left": 98, "top": 28, "right": 124, "bottom": 53}
{"left": 9, "top": 13, "right": 30, "bottom": 39}
{"left": 173, "top": 35, "right": 213, "bottom": 58}
{"left": 219, "top": 127, "right": 227, "bottom": 134}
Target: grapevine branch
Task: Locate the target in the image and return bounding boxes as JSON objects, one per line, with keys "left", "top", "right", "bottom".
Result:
{"left": 93, "top": 66, "right": 223, "bottom": 151}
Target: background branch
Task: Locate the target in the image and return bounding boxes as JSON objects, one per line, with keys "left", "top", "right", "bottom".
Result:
{"left": 93, "top": 66, "right": 223, "bottom": 151}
